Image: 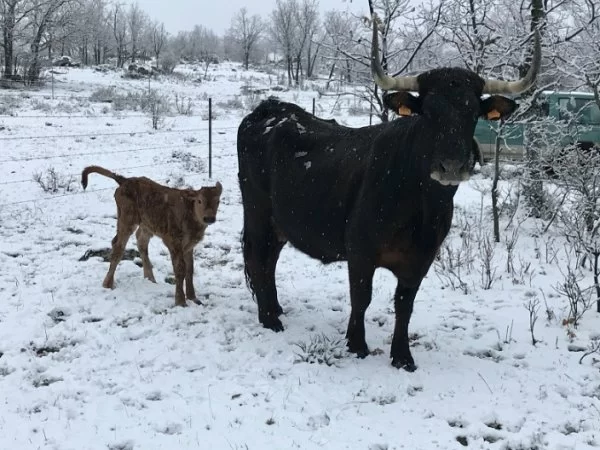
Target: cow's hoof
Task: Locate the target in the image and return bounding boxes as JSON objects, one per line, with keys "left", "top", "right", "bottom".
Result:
{"left": 275, "top": 304, "right": 284, "bottom": 316}
{"left": 391, "top": 357, "right": 417, "bottom": 372}
{"left": 261, "top": 317, "right": 284, "bottom": 332}
{"left": 347, "top": 341, "right": 370, "bottom": 359}
{"left": 189, "top": 298, "right": 203, "bottom": 306}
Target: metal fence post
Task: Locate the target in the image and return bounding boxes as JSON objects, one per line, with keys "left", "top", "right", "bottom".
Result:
{"left": 208, "top": 97, "right": 212, "bottom": 179}
{"left": 312, "top": 98, "right": 315, "bottom": 115}
{"left": 51, "top": 71, "right": 54, "bottom": 100}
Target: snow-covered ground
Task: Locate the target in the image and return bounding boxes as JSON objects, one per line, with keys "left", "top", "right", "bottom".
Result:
{"left": 0, "top": 63, "right": 599, "bottom": 450}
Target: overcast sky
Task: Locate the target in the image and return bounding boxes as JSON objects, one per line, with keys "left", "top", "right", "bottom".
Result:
{"left": 128, "top": 0, "right": 369, "bottom": 35}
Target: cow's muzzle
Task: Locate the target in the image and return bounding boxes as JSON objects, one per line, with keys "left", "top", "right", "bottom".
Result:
{"left": 430, "top": 159, "right": 470, "bottom": 186}
{"left": 204, "top": 216, "right": 216, "bottom": 224}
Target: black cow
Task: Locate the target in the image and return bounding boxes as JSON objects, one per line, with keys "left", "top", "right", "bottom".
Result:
{"left": 237, "top": 11, "right": 541, "bottom": 371}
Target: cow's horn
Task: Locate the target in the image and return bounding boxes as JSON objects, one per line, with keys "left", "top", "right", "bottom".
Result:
{"left": 370, "top": 14, "right": 418, "bottom": 92}
{"left": 482, "top": 29, "right": 542, "bottom": 94}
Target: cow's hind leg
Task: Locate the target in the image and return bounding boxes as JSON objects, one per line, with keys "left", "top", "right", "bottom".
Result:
{"left": 242, "top": 220, "right": 285, "bottom": 331}
{"left": 390, "top": 283, "right": 420, "bottom": 372}
{"left": 346, "top": 260, "right": 375, "bottom": 358}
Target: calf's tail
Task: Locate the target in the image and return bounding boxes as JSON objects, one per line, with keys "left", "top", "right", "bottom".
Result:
{"left": 81, "top": 165, "right": 127, "bottom": 190}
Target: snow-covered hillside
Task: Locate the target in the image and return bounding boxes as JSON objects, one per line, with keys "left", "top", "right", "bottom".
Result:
{"left": 0, "top": 64, "right": 599, "bottom": 450}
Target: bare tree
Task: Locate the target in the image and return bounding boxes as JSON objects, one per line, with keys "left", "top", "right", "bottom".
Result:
{"left": 292, "top": 0, "right": 319, "bottom": 82}
{"left": 25, "top": 0, "right": 74, "bottom": 82}
{"left": 270, "top": 0, "right": 297, "bottom": 85}
{"left": 229, "top": 7, "right": 262, "bottom": 70}
{"left": 127, "top": 2, "right": 145, "bottom": 63}
{"left": 74, "top": 0, "right": 111, "bottom": 65}
{"left": 112, "top": 3, "right": 127, "bottom": 68}
{"left": 150, "top": 21, "right": 167, "bottom": 69}
{"left": 322, "top": 10, "right": 357, "bottom": 87}
{"left": 1, "top": 0, "right": 37, "bottom": 79}
{"left": 367, "top": 0, "right": 444, "bottom": 121}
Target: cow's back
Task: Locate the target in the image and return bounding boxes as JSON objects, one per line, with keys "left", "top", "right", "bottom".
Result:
{"left": 237, "top": 98, "right": 379, "bottom": 262}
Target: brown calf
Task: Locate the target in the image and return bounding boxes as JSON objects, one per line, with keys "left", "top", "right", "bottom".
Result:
{"left": 82, "top": 165, "right": 222, "bottom": 306}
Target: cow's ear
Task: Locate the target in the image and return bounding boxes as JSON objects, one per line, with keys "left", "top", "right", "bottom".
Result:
{"left": 480, "top": 95, "right": 518, "bottom": 121}
{"left": 383, "top": 92, "right": 421, "bottom": 116}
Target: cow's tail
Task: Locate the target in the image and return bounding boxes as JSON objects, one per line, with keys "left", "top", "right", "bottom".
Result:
{"left": 81, "top": 165, "right": 127, "bottom": 190}
{"left": 240, "top": 217, "right": 259, "bottom": 302}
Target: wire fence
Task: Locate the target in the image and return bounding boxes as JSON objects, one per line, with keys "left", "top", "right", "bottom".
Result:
{"left": 0, "top": 146, "right": 234, "bottom": 207}
{"left": 0, "top": 88, "right": 383, "bottom": 211}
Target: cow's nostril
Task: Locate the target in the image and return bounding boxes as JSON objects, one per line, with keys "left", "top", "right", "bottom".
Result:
{"left": 438, "top": 159, "right": 465, "bottom": 174}
{"left": 204, "top": 217, "right": 216, "bottom": 224}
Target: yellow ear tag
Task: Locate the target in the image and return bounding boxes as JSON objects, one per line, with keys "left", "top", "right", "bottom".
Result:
{"left": 398, "top": 106, "right": 412, "bottom": 116}
{"left": 487, "top": 109, "right": 501, "bottom": 120}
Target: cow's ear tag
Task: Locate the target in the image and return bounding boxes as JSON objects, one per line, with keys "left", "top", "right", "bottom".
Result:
{"left": 398, "top": 105, "right": 412, "bottom": 116}
{"left": 486, "top": 109, "right": 501, "bottom": 120}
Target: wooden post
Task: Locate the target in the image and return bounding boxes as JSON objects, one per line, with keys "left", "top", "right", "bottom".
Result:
{"left": 208, "top": 97, "right": 212, "bottom": 179}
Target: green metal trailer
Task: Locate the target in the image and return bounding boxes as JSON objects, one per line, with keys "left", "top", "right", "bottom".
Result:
{"left": 474, "top": 91, "right": 600, "bottom": 161}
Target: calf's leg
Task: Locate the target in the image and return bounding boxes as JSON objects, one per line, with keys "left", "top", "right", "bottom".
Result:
{"left": 136, "top": 227, "right": 156, "bottom": 283}
{"left": 168, "top": 246, "right": 187, "bottom": 307}
{"left": 103, "top": 218, "right": 136, "bottom": 289}
{"left": 184, "top": 250, "right": 201, "bottom": 305}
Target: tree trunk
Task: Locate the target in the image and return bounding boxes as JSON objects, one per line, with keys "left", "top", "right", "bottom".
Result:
{"left": 294, "top": 55, "right": 301, "bottom": 85}
{"left": 325, "top": 60, "right": 337, "bottom": 90}
{"left": 27, "top": 18, "right": 48, "bottom": 83}
{"left": 522, "top": 0, "right": 547, "bottom": 218}
{"left": 287, "top": 56, "right": 293, "bottom": 85}
{"left": 307, "top": 43, "right": 320, "bottom": 79}
{"left": 2, "top": 3, "right": 16, "bottom": 79}
{"left": 593, "top": 252, "right": 600, "bottom": 313}
{"left": 243, "top": 46, "right": 249, "bottom": 70}
{"left": 492, "top": 124, "right": 502, "bottom": 242}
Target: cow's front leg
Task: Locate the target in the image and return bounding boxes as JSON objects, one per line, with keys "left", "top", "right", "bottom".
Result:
{"left": 346, "top": 260, "right": 375, "bottom": 358}
{"left": 168, "top": 247, "right": 187, "bottom": 307}
{"left": 390, "top": 283, "right": 420, "bottom": 372}
{"left": 184, "top": 250, "right": 201, "bottom": 305}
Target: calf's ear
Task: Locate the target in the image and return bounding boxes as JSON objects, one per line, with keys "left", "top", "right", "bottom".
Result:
{"left": 383, "top": 92, "right": 421, "bottom": 117}
{"left": 215, "top": 181, "right": 223, "bottom": 195}
{"left": 480, "top": 95, "right": 518, "bottom": 121}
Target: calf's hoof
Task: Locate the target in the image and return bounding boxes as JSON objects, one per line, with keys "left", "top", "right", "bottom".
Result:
{"left": 391, "top": 356, "right": 417, "bottom": 372}
{"left": 102, "top": 280, "right": 114, "bottom": 289}
{"left": 189, "top": 298, "right": 203, "bottom": 306}
{"left": 174, "top": 299, "right": 188, "bottom": 307}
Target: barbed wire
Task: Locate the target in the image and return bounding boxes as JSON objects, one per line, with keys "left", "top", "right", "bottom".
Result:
{"left": 0, "top": 127, "right": 210, "bottom": 141}
{"left": 0, "top": 142, "right": 205, "bottom": 165}
{"left": 0, "top": 112, "right": 214, "bottom": 119}
{"left": 0, "top": 161, "right": 194, "bottom": 206}
{"left": 0, "top": 124, "right": 238, "bottom": 140}
{"left": 0, "top": 186, "right": 114, "bottom": 207}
